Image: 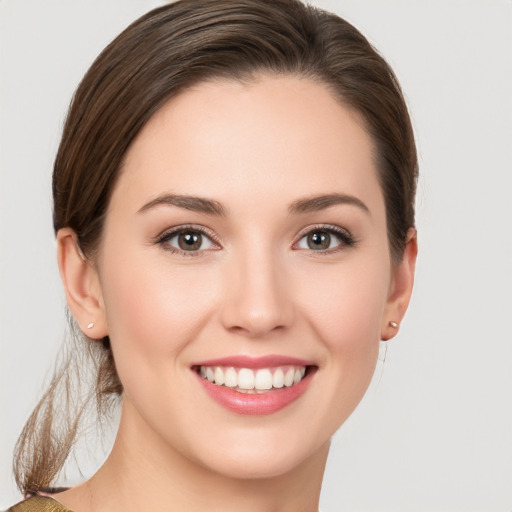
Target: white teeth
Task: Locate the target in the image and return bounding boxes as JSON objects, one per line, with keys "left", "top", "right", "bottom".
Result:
{"left": 272, "top": 368, "right": 284, "bottom": 388}
{"left": 284, "top": 368, "right": 294, "bottom": 387}
{"left": 199, "top": 364, "right": 308, "bottom": 392}
{"left": 214, "top": 366, "right": 224, "bottom": 385}
{"left": 255, "top": 369, "right": 273, "bottom": 390}
{"left": 238, "top": 368, "right": 255, "bottom": 390}
{"left": 224, "top": 367, "right": 237, "bottom": 388}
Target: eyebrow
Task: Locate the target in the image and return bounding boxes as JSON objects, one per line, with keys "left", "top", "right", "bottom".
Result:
{"left": 138, "top": 194, "right": 227, "bottom": 216}
{"left": 288, "top": 193, "right": 370, "bottom": 215}
{"left": 138, "top": 192, "right": 369, "bottom": 217}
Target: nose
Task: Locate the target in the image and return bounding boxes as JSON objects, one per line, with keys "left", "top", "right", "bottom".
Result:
{"left": 220, "top": 246, "right": 294, "bottom": 338}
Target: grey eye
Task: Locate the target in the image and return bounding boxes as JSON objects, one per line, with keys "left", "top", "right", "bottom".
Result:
{"left": 296, "top": 229, "right": 347, "bottom": 251}
{"left": 167, "top": 230, "right": 214, "bottom": 251}
{"left": 307, "top": 231, "right": 331, "bottom": 250}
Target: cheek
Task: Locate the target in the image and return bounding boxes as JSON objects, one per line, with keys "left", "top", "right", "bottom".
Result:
{"left": 298, "top": 257, "right": 390, "bottom": 351}
{"left": 98, "top": 250, "right": 218, "bottom": 370}
{"left": 297, "top": 254, "right": 390, "bottom": 414}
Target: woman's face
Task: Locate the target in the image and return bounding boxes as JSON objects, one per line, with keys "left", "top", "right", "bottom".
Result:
{"left": 92, "top": 75, "right": 406, "bottom": 478}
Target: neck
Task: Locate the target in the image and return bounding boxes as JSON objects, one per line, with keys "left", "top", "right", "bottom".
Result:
{"left": 57, "top": 402, "right": 329, "bottom": 512}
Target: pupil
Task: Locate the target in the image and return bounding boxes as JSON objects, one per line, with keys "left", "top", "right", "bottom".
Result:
{"left": 308, "top": 232, "right": 330, "bottom": 250}
{"left": 179, "top": 232, "right": 201, "bottom": 250}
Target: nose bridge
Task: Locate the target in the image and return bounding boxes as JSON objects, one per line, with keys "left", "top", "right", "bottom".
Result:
{"left": 220, "top": 238, "right": 293, "bottom": 337}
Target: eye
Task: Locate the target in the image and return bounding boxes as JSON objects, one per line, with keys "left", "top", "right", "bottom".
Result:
{"left": 157, "top": 227, "right": 218, "bottom": 254}
{"left": 294, "top": 226, "right": 355, "bottom": 252}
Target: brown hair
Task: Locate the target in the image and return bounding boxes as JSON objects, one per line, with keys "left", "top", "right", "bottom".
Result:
{"left": 14, "top": 0, "right": 418, "bottom": 495}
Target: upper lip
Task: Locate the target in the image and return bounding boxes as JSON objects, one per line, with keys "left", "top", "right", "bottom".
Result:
{"left": 192, "top": 354, "right": 315, "bottom": 369}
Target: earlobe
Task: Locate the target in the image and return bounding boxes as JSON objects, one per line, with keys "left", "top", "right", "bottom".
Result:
{"left": 56, "top": 228, "right": 108, "bottom": 339}
{"left": 381, "top": 228, "right": 418, "bottom": 341}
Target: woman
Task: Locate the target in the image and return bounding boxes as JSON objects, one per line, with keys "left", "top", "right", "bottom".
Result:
{"left": 8, "top": 0, "right": 417, "bottom": 510}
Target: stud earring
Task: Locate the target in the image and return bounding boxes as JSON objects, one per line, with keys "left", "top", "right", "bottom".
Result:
{"left": 389, "top": 321, "right": 398, "bottom": 328}
{"left": 87, "top": 322, "right": 94, "bottom": 329}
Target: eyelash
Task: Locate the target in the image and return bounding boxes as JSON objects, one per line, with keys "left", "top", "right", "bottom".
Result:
{"left": 155, "top": 225, "right": 221, "bottom": 257}
{"left": 154, "top": 223, "right": 356, "bottom": 257}
{"left": 292, "top": 224, "right": 357, "bottom": 254}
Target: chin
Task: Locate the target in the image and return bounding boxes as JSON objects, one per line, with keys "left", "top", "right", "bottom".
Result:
{"left": 188, "top": 425, "right": 331, "bottom": 481}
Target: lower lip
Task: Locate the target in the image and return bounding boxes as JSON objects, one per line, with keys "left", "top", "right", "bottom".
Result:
{"left": 196, "top": 370, "right": 315, "bottom": 415}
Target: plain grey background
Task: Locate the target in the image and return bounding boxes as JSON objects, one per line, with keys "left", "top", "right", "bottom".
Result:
{"left": 1, "top": 1, "right": 511, "bottom": 510}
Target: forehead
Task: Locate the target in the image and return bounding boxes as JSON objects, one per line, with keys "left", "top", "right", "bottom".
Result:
{"left": 113, "top": 75, "right": 383, "bottom": 216}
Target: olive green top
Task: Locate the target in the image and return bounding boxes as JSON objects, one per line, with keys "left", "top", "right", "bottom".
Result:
{"left": 7, "top": 496, "right": 73, "bottom": 512}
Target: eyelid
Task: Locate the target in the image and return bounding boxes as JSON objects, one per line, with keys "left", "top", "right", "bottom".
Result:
{"left": 154, "top": 224, "right": 222, "bottom": 255}
{"left": 292, "top": 223, "right": 356, "bottom": 251}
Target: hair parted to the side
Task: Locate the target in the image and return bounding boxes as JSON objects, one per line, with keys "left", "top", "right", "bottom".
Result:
{"left": 14, "top": 0, "right": 418, "bottom": 495}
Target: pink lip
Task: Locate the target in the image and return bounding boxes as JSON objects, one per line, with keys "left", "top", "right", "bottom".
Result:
{"left": 192, "top": 354, "right": 314, "bottom": 369}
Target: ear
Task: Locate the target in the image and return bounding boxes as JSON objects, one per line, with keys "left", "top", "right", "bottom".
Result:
{"left": 56, "top": 228, "right": 108, "bottom": 339}
{"left": 381, "top": 228, "right": 418, "bottom": 341}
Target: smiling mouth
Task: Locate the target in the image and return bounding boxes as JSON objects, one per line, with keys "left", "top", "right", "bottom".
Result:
{"left": 195, "top": 365, "right": 312, "bottom": 394}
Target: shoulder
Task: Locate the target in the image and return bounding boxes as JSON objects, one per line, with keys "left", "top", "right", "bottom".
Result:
{"left": 6, "top": 496, "right": 74, "bottom": 512}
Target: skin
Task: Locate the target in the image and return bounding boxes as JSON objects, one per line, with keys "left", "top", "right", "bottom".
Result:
{"left": 56, "top": 75, "right": 416, "bottom": 512}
